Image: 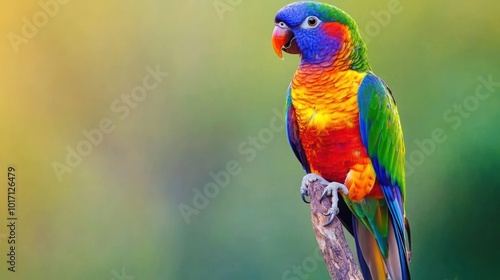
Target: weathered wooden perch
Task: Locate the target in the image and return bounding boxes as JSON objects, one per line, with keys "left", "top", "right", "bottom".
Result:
{"left": 308, "top": 181, "right": 363, "bottom": 280}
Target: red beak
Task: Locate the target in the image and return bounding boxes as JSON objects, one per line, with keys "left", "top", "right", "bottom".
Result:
{"left": 272, "top": 26, "right": 292, "bottom": 59}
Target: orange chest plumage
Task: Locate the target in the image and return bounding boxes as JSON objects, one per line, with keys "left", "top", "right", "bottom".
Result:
{"left": 291, "top": 69, "right": 371, "bottom": 185}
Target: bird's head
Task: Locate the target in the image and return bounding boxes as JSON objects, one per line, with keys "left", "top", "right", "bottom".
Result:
{"left": 272, "top": 1, "right": 368, "bottom": 68}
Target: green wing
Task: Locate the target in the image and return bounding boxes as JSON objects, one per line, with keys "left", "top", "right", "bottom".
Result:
{"left": 357, "top": 73, "right": 410, "bottom": 276}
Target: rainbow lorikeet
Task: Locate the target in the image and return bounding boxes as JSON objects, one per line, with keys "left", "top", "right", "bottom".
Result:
{"left": 272, "top": 2, "right": 412, "bottom": 279}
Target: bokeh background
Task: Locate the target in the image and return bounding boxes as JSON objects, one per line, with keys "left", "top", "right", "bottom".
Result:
{"left": 1, "top": 0, "right": 499, "bottom": 279}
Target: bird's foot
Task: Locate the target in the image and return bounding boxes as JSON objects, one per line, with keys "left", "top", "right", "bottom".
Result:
{"left": 300, "top": 173, "right": 330, "bottom": 204}
{"left": 300, "top": 173, "right": 349, "bottom": 226}
{"left": 320, "top": 181, "right": 349, "bottom": 226}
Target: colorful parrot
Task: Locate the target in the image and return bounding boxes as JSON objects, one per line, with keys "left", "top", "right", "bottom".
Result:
{"left": 272, "top": 2, "right": 412, "bottom": 279}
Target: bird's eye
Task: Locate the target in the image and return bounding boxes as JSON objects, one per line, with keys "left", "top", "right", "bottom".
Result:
{"left": 308, "top": 17, "right": 317, "bottom": 26}
{"left": 276, "top": 21, "right": 287, "bottom": 29}
{"left": 300, "top": 16, "right": 321, "bottom": 29}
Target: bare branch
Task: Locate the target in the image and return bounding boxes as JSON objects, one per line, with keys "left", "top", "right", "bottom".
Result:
{"left": 308, "top": 181, "right": 363, "bottom": 280}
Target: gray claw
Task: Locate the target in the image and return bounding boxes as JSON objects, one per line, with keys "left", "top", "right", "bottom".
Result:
{"left": 300, "top": 173, "right": 329, "bottom": 204}
{"left": 300, "top": 174, "right": 349, "bottom": 227}
{"left": 324, "top": 213, "right": 335, "bottom": 227}
{"left": 320, "top": 182, "right": 349, "bottom": 227}
{"left": 301, "top": 189, "right": 310, "bottom": 204}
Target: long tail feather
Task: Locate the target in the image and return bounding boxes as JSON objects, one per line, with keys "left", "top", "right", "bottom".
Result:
{"left": 405, "top": 217, "right": 412, "bottom": 261}
{"left": 386, "top": 219, "right": 410, "bottom": 279}
{"left": 382, "top": 185, "right": 411, "bottom": 279}
{"left": 354, "top": 219, "right": 411, "bottom": 279}
{"left": 355, "top": 220, "right": 387, "bottom": 280}
{"left": 353, "top": 218, "right": 372, "bottom": 280}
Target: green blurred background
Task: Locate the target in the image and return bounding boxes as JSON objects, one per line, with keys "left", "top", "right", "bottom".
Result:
{"left": 1, "top": 0, "right": 499, "bottom": 279}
